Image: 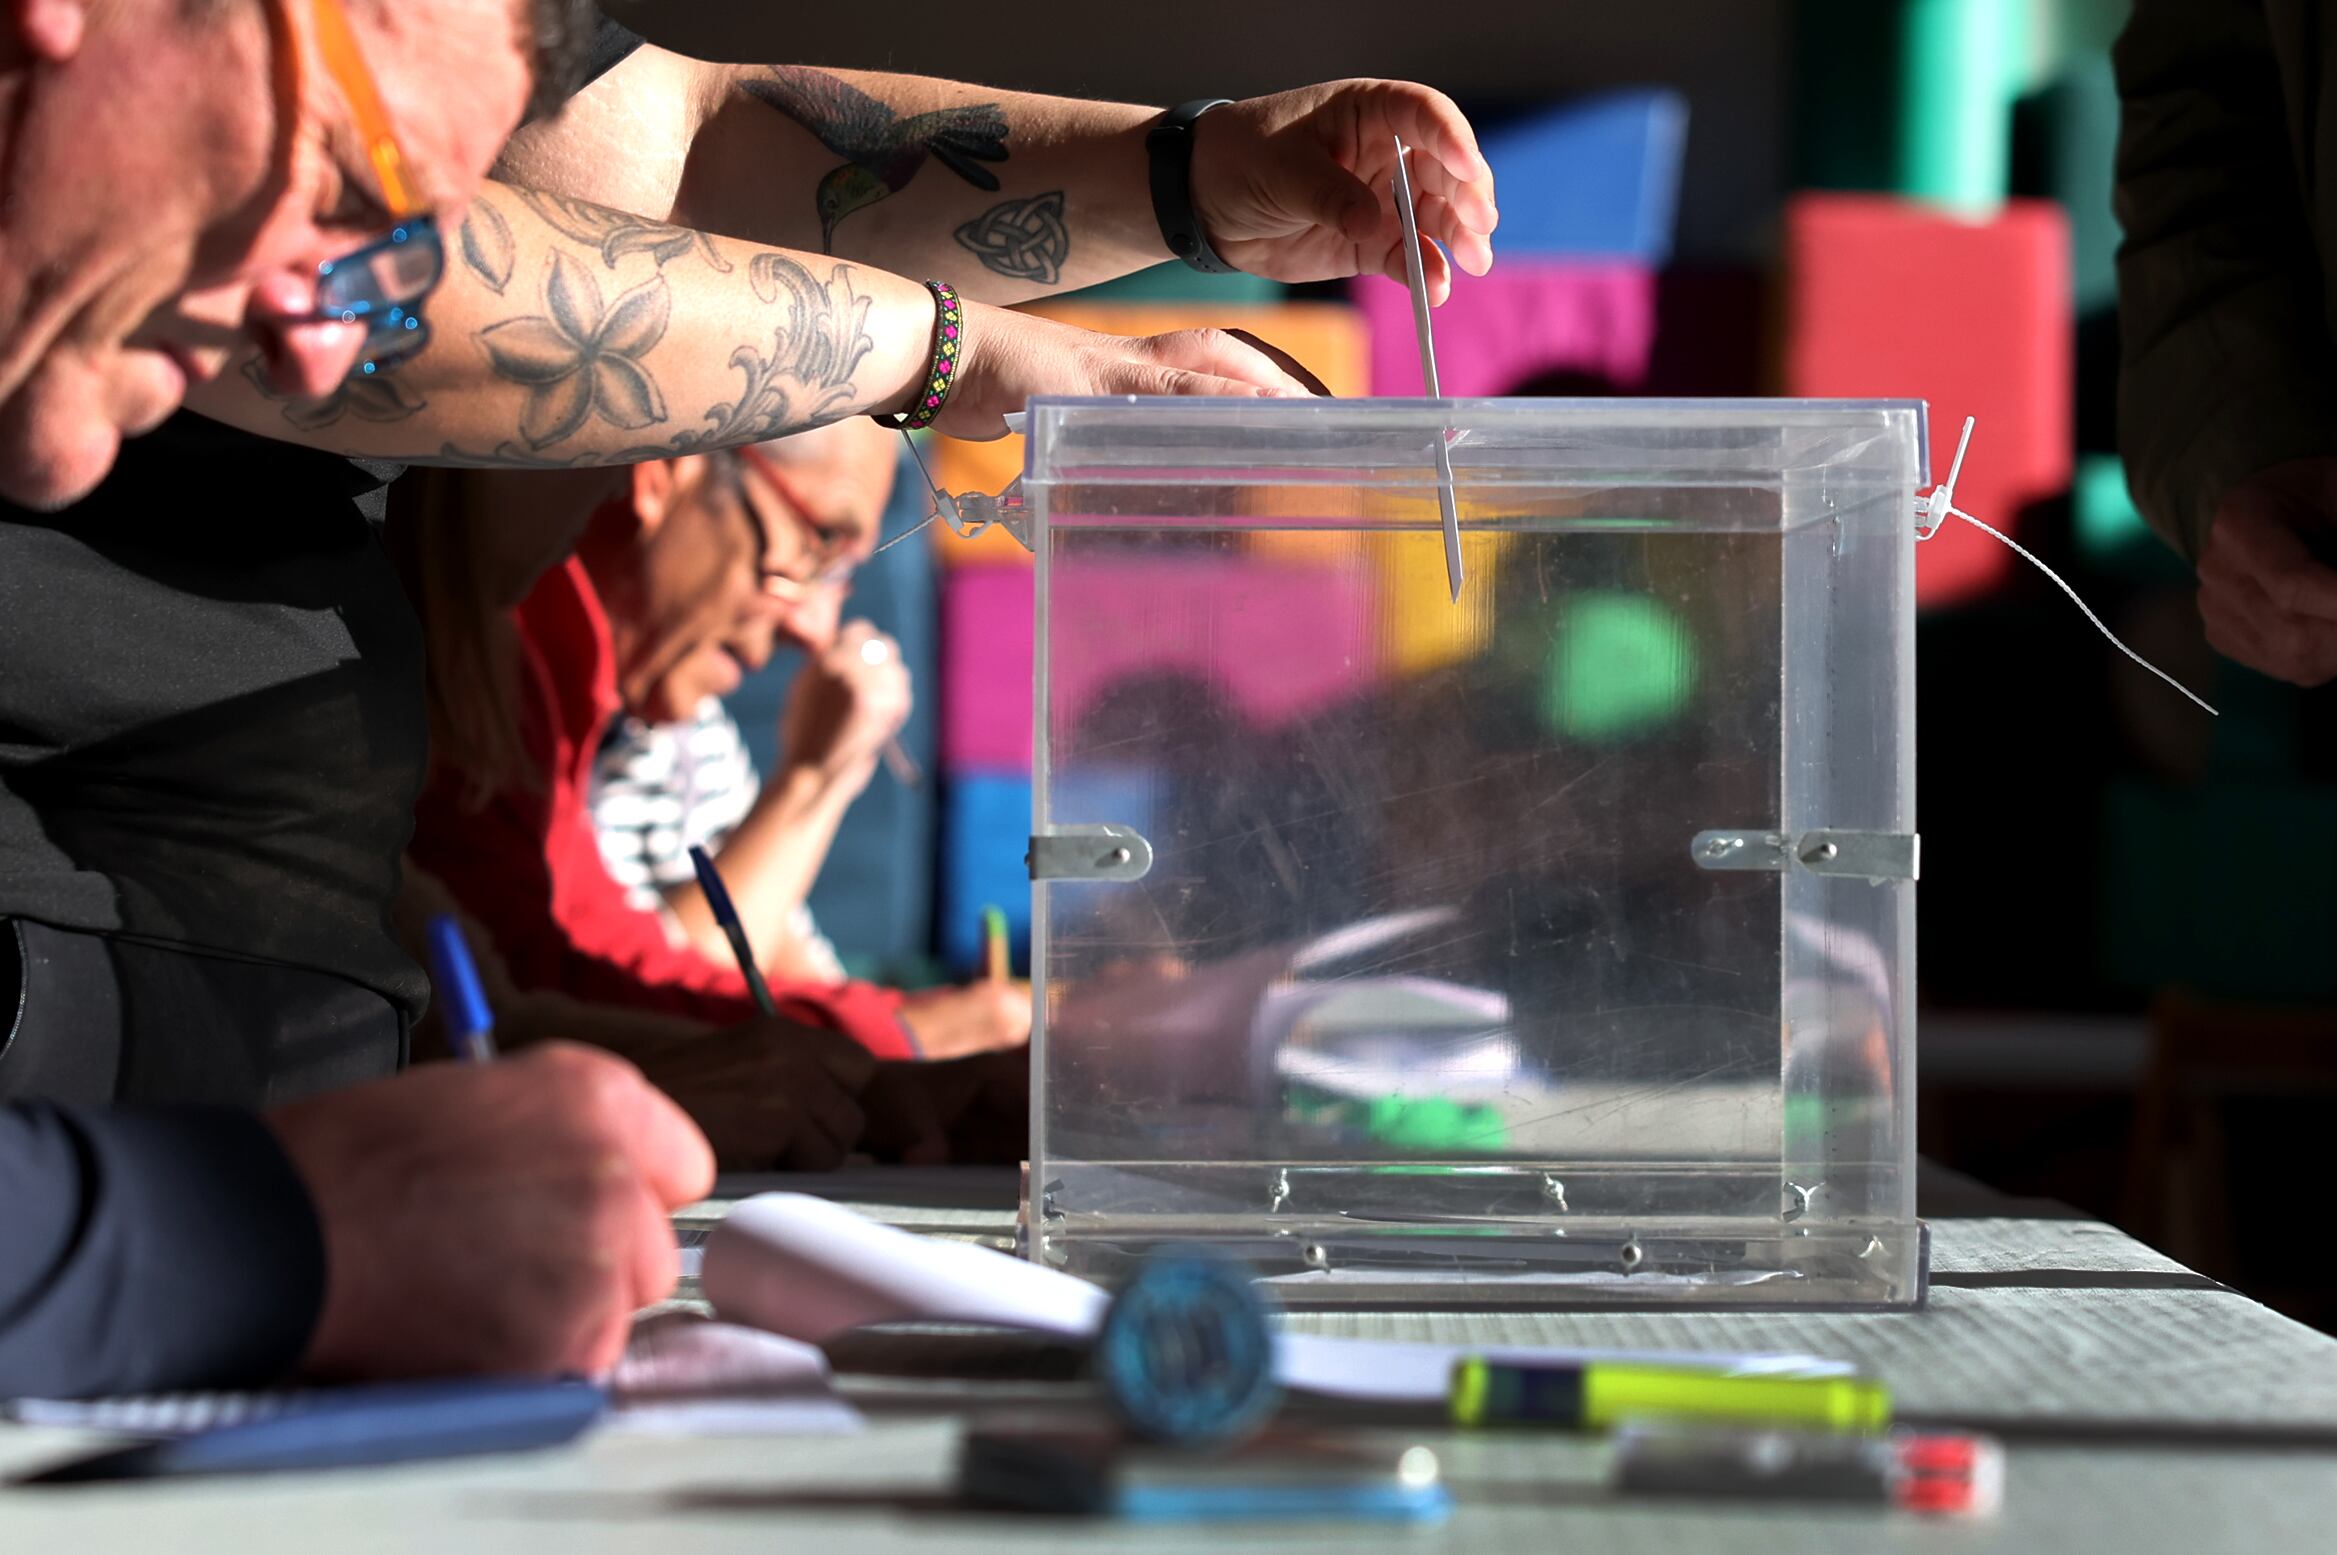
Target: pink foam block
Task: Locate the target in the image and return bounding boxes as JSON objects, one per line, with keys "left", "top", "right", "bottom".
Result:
{"left": 941, "top": 567, "right": 1035, "bottom": 773}
{"left": 1352, "top": 260, "right": 1657, "bottom": 397}
{"left": 941, "top": 558, "right": 1378, "bottom": 775}
{"left": 1782, "top": 193, "right": 2073, "bottom": 609}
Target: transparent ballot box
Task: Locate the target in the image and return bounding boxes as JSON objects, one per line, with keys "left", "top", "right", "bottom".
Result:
{"left": 1022, "top": 398, "right": 1924, "bottom": 1309}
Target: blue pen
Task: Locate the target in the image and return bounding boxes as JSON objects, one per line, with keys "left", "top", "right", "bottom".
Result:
{"left": 687, "top": 844, "right": 778, "bottom": 1017}
{"left": 20, "top": 1378, "right": 606, "bottom": 1484}
{"left": 424, "top": 913, "right": 498, "bottom": 1062}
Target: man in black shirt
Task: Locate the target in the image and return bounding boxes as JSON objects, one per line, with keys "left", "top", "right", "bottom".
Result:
{"left": 1, "top": 8, "right": 1501, "bottom": 1394}
{"left": 0, "top": 3, "right": 729, "bottom": 1400}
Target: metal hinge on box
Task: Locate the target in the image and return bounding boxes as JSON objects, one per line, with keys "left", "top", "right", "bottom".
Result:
{"left": 1690, "top": 829, "right": 1919, "bottom": 882}
{"left": 1028, "top": 824, "right": 1155, "bottom": 882}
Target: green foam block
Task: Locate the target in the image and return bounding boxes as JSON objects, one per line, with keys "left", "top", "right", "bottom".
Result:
{"left": 1543, "top": 592, "right": 1700, "bottom": 743}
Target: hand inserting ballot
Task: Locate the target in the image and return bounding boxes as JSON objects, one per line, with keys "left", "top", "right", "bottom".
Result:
{"left": 1186, "top": 82, "right": 1499, "bottom": 302}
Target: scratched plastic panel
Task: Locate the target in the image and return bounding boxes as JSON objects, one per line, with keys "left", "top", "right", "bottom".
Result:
{"left": 1025, "top": 398, "right": 1923, "bottom": 1308}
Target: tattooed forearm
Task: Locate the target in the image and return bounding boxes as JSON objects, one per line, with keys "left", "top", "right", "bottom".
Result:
{"left": 954, "top": 191, "right": 1069, "bottom": 284}
{"left": 744, "top": 253, "right": 876, "bottom": 412}
{"left": 478, "top": 253, "right": 671, "bottom": 449}
{"left": 517, "top": 188, "right": 733, "bottom": 272}
{"left": 237, "top": 353, "right": 427, "bottom": 432}
{"left": 194, "top": 182, "right": 921, "bottom": 469}
{"left": 449, "top": 241, "right": 879, "bottom": 468}
{"left": 738, "top": 67, "right": 1009, "bottom": 251}
{"left": 457, "top": 203, "right": 514, "bottom": 294}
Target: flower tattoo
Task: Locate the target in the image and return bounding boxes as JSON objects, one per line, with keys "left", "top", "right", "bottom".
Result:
{"left": 476, "top": 252, "right": 672, "bottom": 449}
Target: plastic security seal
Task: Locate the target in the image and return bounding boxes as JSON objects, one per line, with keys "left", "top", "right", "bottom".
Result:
{"left": 875, "top": 425, "right": 1036, "bottom": 556}
{"left": 1914, "top": 416, "right": 2215, "bottom": 716}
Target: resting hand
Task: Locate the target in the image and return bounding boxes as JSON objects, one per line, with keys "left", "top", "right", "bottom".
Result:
{"left": 625, "top": 1018, "right": 878, "bottom": 1171}
{"left": 781, "top": 620, "right": 913, "bottom": 787}
{"left": 899, "top": 979, "right": 1033, "bottom": 1059}
{"left": 934, "top": 306, "right": 1317, "bottom": 439}
{"left": 2197, "top": 459, "right": 2337, "bottom": 686}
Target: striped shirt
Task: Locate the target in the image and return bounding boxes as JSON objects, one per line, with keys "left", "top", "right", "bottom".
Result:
{"left": 588, "top": 698, "right": 845, "bottom": 981}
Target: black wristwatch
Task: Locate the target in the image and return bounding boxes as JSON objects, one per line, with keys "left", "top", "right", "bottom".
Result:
{"left": 1147, "top": 98, "right": 1238, "bottom": 274}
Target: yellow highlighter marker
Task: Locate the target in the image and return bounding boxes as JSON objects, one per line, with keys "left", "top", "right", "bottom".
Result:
{"left": 982, "top": 905, "right": 1010, "bottom": 983}
{"left": 1449, "top": 1357, "right": 1890, "bottom": 1435}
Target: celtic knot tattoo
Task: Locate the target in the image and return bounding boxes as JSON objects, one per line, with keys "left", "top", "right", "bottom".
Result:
{"left": 953, "top": 190, "right": 1070, "bottom": 285}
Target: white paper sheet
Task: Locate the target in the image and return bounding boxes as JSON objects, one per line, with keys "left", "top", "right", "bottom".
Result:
{"left": 599, "top": 1312, "right": 863, "bottom": 1436}
{"left": 703, "top": 1192, "right": 1110, "bottom": 1343}
{"left": 6, "top": 1309, "right": 866, "bottom": 1441}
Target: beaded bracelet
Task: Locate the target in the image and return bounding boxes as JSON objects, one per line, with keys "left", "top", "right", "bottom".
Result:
{"left": 881, "top": 279, "right": 963, "bottom": 432}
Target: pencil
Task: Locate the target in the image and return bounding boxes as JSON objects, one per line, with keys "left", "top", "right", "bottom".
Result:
{"left": 688, "top": 844, "right": 779, "bottom": 1017}
{"left": 881, "top": 736, "right": 922, "bottom": 787}
{"left": 983, "top": 905, "right": 1009, "bottom": 983}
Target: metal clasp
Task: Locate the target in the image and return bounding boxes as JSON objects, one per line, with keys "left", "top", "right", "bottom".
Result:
{"left": 1027, "top": 824, "right": 1154, "bottom": 882}
{"left": 1692, "top": 829, "right": 1918, "bottom": 882}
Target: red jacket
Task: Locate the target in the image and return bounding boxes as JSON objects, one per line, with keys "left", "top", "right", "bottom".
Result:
{"left": 410, "top": 557, "right": 914, "bottom": 1057}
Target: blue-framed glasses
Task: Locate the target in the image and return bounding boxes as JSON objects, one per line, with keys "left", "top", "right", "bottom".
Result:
{"left": 307, "top": 0, "right": 439, "bottom": 383}
{"left": 316, "top": 217, "right": 444, "bottom": 378}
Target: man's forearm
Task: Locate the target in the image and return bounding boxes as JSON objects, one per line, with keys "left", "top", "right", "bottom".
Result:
{"left": 498, "top": 48, "right": 1174, "bottom": 305}
{"left": 189, "top": 182, "right": 934, "bottom": 467}
{"left": 689, "top": 66, "right": 1172, "bottom": 302}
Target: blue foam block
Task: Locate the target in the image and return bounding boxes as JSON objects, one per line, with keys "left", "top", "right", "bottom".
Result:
{"left": 1476, "top": 91, "right": 1688, "bottom": 262}
{"left": 938, "top": 765, "right": 1162, "bottom": 978}
{"left": 939, "top": 772, "right": 1034, "bottom": 977}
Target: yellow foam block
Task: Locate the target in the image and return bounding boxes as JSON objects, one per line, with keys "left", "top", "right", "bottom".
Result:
{"left": 925, "top": 301, "right": 1371, "bottom": 567}
{"left": 1373, "top": 528, "right": 1511, "bottom": 677}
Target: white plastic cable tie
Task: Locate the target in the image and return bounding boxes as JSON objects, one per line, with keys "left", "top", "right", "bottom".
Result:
{"left": 1915, "top": 416, "right": 2217, "bottom": 716}
{"left": 872, "top": 425, "right": 1031, "bottom": 556}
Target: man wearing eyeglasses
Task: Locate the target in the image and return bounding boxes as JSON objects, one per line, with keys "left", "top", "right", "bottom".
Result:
{"left": 407, "top": 422, "right": 1030, "bottom": 1085}
{"left": 0, "top": 0, "right": 568, "bottom": 512}
{"left": 585, "top": 428, "right": 930, "bottom": 996}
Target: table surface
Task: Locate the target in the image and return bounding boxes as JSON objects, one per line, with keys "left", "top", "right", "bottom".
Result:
{"left": 5, "top": 1170, "right": 2334, "bottom": 1553}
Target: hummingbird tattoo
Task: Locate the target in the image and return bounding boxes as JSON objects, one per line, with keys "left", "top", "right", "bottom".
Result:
{"left": 742, "top": 68, "right": 1011, "bottom": 252}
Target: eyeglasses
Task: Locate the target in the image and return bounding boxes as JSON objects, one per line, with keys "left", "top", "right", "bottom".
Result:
{"left": 736, "top": 445, "right": 863, "bottom": 593}
{"left": 308, "top": 0, "right": 443, "bottom": 381}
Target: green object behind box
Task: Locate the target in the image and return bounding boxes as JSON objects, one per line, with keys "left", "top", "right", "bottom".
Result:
{"left": 1063, "top": 263, "right": 1285, "bottom": 307}
{"left": 2073, "top": 454, "right": 2191, "bottom": 580}
{"left": 1543, "top": 591, "right": 1699, "bottom": 742}
{"left": 2016, "top": 54, "right": 2122, "bottom": 313}
{"left": 1899, "top": 0, "right": 2020, "bottom": 213}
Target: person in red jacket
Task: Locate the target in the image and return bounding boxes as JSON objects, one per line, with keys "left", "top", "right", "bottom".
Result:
{"left": 397, "top": 440, "right": 1026, "bottom": 1153}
